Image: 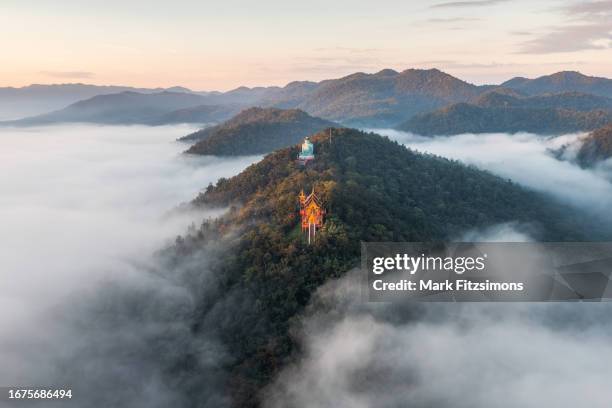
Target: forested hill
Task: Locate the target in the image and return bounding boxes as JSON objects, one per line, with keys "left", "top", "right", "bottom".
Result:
{"left": 399, "top": 91, "right": 612, "bottom": 136}
{"left": 283, "top": 68, "right": 480, "bottom": 127}
{"left": 195, "top": 128, "right": 589, "bottom": 241}
{"left": 168, "top": 128, "right": 601, "bottom": 407}
{"left": 183, "top": 107, "right": 336, "bottom": 155}
{"left": 577, "top": 123, "right": 612, "bottom": 167}
{"left": 502, "top": 71, "right": 612, "bottom": 98}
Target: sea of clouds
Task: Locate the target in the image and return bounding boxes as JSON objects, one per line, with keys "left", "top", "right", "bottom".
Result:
{"left": 2, "top": 125, "right": 612, "bottom": 408}
{"left": 0, "top": 124, "right": 260, "bottom": 407}
{"left": 265, "top": 225, "right": 612, "bottom": 408}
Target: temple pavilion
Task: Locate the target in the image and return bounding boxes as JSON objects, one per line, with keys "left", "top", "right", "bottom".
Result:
{"left": 299, "top": 187, "right": 325, "bottom": 244}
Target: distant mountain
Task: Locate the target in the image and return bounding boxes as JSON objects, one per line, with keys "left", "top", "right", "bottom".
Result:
{"left": 150, "top": 104, "right": 241, "bottom": 125}
{"left": 258, "top": 81, "right": 319, "bottom": 109}
{"left": 7, "top": 69, "right": 612, "bottom": 128}
{"left": 399, "top": 91, "right": 612, "bottom": 136}
{"left": 280, "top": 68, "right": 481, "bottom": 127}
{"left": 203, "top": 70, "right": 612, "bottom": 128}
{"left": 1, "top": 69, "right": 480, "bottom": 127}
{"left": 2, "top": 91, "right": 233, "bottom": 126}
{"left": 164, "top": 86, "right": 194, "bottom": 93}
{"left": 215, "top": 86, "right": 282, "bottom": 105}
{"left": 469, "top": 86, "right": 526, "bottom": 99}
{"left": 183, "top": 107, "right": 336, "bottom": 155}
{"left": 502, "top": 71, "right": 612, "bottom": 98}
{"left": 576, "top": 124, "right": 612, "bottom": 167}
{"left": 0, "top": 83, "right": 197, "bottom": 120}
{"left": 473, "top": 90, "right": 612, "bottom": 111}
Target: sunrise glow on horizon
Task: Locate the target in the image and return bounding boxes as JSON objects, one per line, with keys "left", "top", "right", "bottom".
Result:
{"left": 2, "top": 0, "right": 611, "bottom": 90}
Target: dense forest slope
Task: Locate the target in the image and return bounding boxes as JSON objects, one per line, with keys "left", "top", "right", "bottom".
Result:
{"left": 169, "top": 128, "right": 598, "bottom": 407}
{"left": 577, "top": 123, "right": 612, "bottom": 167}
{"left": 399, "top": 91, "right": 612, "bottom": 136}
{"left": 183, "top": 107, "right": 336, "bottom": 155}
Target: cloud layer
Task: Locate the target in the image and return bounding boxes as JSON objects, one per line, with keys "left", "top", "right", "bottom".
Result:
{"left": 266, "top": 225, "right": 612, "bottom": 408}
{"left": 518, "top": 1, "right": 612, "bottom": 53}
{"left": 0, "top": 124, "right": 259, "bottom": 407}
{"left": 430, "top": 0, "right": 509, "bottom": 9}
{"left": 2, "top": 125, "right": 610, "bottom": 407}
{"left": 39, "top": 70, "right": 95, "bottom": 79}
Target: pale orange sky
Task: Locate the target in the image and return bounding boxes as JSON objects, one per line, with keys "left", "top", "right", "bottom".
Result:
{"left": 1, "top": 0, "right": 611, "bottom": 91}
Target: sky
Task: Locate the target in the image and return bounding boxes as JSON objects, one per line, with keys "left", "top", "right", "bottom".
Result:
{"left": 1, "top": 0, "right": 611, "bottom": 90}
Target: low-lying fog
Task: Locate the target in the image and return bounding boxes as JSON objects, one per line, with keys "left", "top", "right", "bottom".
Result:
{"left": 2, "top": 125, "right": 611, "bottom": 408}
{"left": 267, "top": 265, "right": 612, "bottom": 408}
{"left": 0, "top": 124, "right": 260, "bottom": 406}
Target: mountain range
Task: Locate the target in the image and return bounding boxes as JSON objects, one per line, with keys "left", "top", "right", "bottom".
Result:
{"left": 502, "top": 71, "right": 612, "bottom": 98}
{"left": 399, "top": 90, "right": 612, "bottom": 135}
{"left": 3, "top": 69, "right": 612, "bottom": 132}
{"left": 183, "top": 107, "right": 336, "bottom": 156}
{"left": 262, "top": 68, "right": 481, "bottom": 127}
{"left": 0, "top": 83, "right": 198, "bottom": 120}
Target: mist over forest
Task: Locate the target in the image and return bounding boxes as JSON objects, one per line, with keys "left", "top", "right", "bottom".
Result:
{"left": 3, "top": 0, "right": 612, "bottom": 404}
{"left": 0, "top": 124, "right": 259, "bottom": 407}
{"left": 376, "top": 129, "right": 612, "bottom": 225}
{"left": 1, "top": 121, "right": 611, "bottom": 407}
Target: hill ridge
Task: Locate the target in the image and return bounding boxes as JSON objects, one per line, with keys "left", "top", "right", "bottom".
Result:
{"left": 399, "top": 90, "right": 612, "bottom": 135}
{"left": 182, "top": 107, "right": 336, "bottom": 155}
